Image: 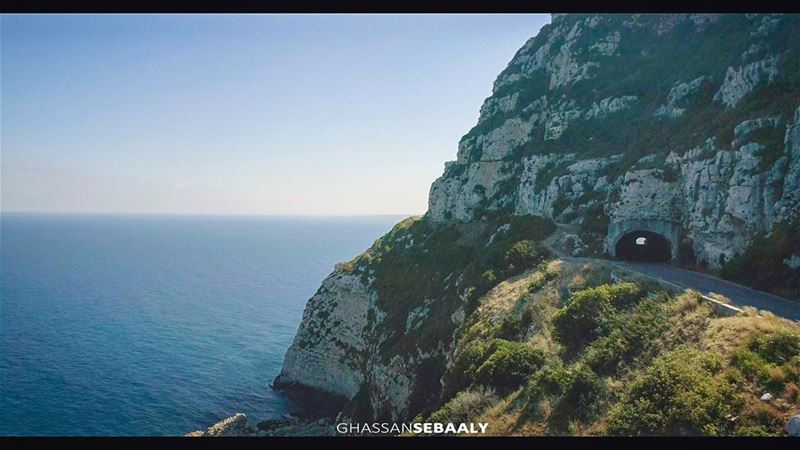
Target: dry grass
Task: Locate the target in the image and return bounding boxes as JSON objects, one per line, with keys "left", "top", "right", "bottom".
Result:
{"left": 438, "top": 258, "right": 800, "bottom": 436}
{"left": 708, "top": 292, "right": 733, "bottom": 304}
{"left": 703, "top": 311, "right": 800, "bottom": 357}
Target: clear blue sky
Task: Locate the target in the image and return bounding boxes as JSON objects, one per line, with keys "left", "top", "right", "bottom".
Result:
{"left": 1, "top": 14, "right": 550, "bottom": 215}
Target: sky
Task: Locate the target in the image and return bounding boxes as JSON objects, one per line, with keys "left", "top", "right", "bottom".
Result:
{"left": 1, "top": 14, "right": 550, "bottom": 216}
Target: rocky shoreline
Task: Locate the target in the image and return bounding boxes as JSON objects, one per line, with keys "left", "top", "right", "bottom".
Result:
{"left": 187, "top": 413, "right": 336, "bottom": 437}
{"left": 190, "top": 13, "right": 800, "bottom": 437}
{"left": 187, "top": 381, "right": 346, "bottom": 437}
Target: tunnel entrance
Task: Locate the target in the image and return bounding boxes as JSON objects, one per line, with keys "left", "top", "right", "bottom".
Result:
{"left": 614, "top": 230, "right": 672, "bottom": 262}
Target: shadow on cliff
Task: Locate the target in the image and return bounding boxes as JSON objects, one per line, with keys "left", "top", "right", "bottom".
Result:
{"left": 271, "top": 381, "right": 349, "bottom": 420}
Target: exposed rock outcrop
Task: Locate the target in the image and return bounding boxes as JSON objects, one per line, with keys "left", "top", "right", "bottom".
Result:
{"left": 274, "top": 13, "right": 800, "bottom": 429}
{"left": 274, "top": 272, "right": 372, "bottom": 399}
{"left": 655, "top": 76, "right": 713, "bottom": 119}
{"left": 714, "top": 55, "right": 780, "bottom": 108}
{"left": 428, "top": 13, "right": 800, "bottom": 267}
{"left": 187, "top": 413, "right": 251, "bottom": 437}
{"left": 789, "top": 413, "right": 800, "bottom": 437}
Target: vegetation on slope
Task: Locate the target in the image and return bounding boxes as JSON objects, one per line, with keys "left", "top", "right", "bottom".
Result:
{"left": 720, "top": 219, "right": 800, "bottom": 300}
{"left": 418, "top": 259, "right": 800, "bottom": 436}
{"left": 463, "top": 14, "right": 800, "bottom": 167}
{"left": 338, "top": 214, "right": 556, "bottom": 418}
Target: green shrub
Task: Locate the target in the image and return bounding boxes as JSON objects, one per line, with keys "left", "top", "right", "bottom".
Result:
{"left": 584, "top": 329, "right": 630, "bottom": 374}
{"left": 497, "top": 315, "right": 525, "bottom": 341}
{"left": 480, "top": 270, "right": 498, "bottom": 289}
{"left": 508, "top": 215, "right": 557, "bottom": 241}
{"left": 748, "top": 332, "right": 800, "bottom": 365}
{"left": 553, "top": 283, "right": 647, "bottom": 351}
{"left": 527, "top": 362, "right": 606, "bottom": 426}
{"left": 553, "top": 365, "right": 606, "bottom": 423}
{"left": 505, "top": 240, "right": 543, "bottom": 273}
{"left": 585, "top": 299, "right": 670, "bottom": 375}
{"left": 739, "top": 401, "right": 787, "bottom": 436}
{"left": 734, "top": 425, "right": 779, "bottom": 437}
{"left": 607, "top": 348, "right": 737, "bottom": 436}
{"left": 731, "top": 348, "right": 772, "bottom": 385}
{"left": 447, "top": 340, "right": 489, "bottom": 395}
{"left": 473, "top": 339, "right": 547, "bottom": 393}
{"left": 528, "top": 359, "right": 573, "bottom": 399}
{"left": 731, "top": 332, "right": 800, "bottom": 392}
{"left": 553, "top": 287, "right": 614, "bottom": 349}
{"left": 528, "top": 267, "right": 558, "bottom": 293}
{"left": 428, "top": 387, "right": 498, "bottom": 424}
{"left": 605, "top": 282, "right": 646, "bottom": 309}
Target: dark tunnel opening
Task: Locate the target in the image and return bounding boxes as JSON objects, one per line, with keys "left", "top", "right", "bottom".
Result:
{"left": 614, "top": 230, "right": 672, "bottom": 263}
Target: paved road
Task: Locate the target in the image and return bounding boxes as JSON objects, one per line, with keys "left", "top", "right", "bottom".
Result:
{"left": 614, "top": 261, "right": 800, "bottom": 322}
{"left": 542, "top": 224, "right": 800, "bottom": 321}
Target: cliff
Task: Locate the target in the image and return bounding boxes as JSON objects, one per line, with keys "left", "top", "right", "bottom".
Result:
{"left": 273, "top": 14, "right": 800, "bottom": 435}
{"left": 427, "top": 13, "right": 799, "bottom": 269}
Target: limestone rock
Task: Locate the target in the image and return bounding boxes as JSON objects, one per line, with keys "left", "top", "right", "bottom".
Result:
{"left": 589, "top": 31, "right": 621, "bottom": 57}
{"left": 585, "top": 96, "right": 637, "bottom": 120}
{"left": 274, "top": 14, "right": 800, "bottom": 428}
{"left": 714, "top": 55, "right": 780, "bottom": 108}
{"left": 481, "top": 117, "right": 535, "bottom": 160}
{"left": 429, "top": 15, "right": 798, "bottom": 269}
{"left": 187, "top": 413, "right": 253, "bottom": 437}
{"left": 655, "top": 76, "right": 712, "bottom": 119}
{"left": 274, "top": 271, "right": 373, "bottom": 399}
{"left": 479, "top": 92, "right": 520, "bottom": 123}
{"left": 788, "top": 413, "right": 800, "bottom": 437}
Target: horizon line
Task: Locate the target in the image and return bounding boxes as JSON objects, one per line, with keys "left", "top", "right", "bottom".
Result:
{"left": 0, "top": 210, "right": 422, "bottom": 219}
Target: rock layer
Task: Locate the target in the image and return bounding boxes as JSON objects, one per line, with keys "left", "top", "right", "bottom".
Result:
{"left": 428, "top": 13, "right": 800, "bottom": 267}
{"left": 276, "top": 13, "right": 800, "bottom": 424}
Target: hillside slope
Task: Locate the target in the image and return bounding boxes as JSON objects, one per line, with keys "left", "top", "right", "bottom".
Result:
{"left": 272, "top": 14, "right": 800, "bottom": 436}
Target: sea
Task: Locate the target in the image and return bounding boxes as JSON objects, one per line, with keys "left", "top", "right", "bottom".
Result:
{"left": 0, "top": 213, "right": 403, "bottom": 436}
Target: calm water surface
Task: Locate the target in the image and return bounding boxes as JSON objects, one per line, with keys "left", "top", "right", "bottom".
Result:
{"left": 0, "top": 213, "right": 402, "bottom": 435}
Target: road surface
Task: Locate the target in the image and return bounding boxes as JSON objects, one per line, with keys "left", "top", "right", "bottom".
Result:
{"left": 541, "top": 223, "right": 799, "bottom": 321}
{"left": 614, "top": 261, "right": 800, "bottom": 322}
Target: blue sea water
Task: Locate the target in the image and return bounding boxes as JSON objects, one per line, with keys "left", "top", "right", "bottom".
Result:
{"left": 0, "top": 213, "right": 403, "bottom": 436}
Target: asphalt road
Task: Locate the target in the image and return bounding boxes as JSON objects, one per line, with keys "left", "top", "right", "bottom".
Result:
{"left": 614, "top": 261, "right": 800, "bottom": 322}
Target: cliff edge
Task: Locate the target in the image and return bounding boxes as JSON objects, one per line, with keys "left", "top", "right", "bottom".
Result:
{"left": 273, "top": 14, "right": 800, "bottom": 435}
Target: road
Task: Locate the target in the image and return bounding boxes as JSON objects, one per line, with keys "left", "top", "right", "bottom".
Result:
{"left": 541, "top": 223, "right": 800, "bottom": 321}
{"left": 614, "top": 261, "right": 800, "bottom": 322}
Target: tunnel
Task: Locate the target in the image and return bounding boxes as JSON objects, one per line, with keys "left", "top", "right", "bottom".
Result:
{"left": 614, "top": 230, "right": 672, "bottom": 262}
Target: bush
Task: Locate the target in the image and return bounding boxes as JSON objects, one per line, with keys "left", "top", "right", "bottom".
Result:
{"left": 584, "top": 329, "right": 631, "bottom": 374}
{"left": 528, "top": 359, "right": 573, "bottom": 399}
{"left": 731, "top": 348, "right": 772, "bottom": 386}
{"left": 527, "top": 361, "right": 606, "bottom": 426}
{"left": 737, "top": 402, "right": 786, "bottom": 436}
{"left": 428, "top": 387, "right": 498, "bottom": 424}
{"left": 553, "top": 283, "right": 646, "bottom": 351}
{"left": 606, "top": 282, "right": 646, "bottom": 309}
{"left": 735, "top": 425, "right": 779, "bottom": 437}
{"left": 480, "top": 270, "right": 498, "bottom": 289}
{"left": 447, "top": 340, "right": 489, "bottom": 395}
{"left": 505, "top": 240, "right": 543, "bottom": 273}
{"left": 473, "top": 339, "right": 547, "bottom": 393}
{"left": 497, "top": 315, "right": 525, "bottom": 341}
{"left": 528, "top": 267, "right": 558, "bottom": 292}
{"left": 508, "top": 215, "right": 557, "bottom": 241}
{"left": 607, "top": 348, "right": 737, "bottom": 436}
{"left": 732, "top": 332, "right": 800, "bottom": 393}
{"left": 585, "top": 299, "right": 670, "bottom": 375}
{"left": 554, "top": 365, "right": 606, "bottom": 423}
{"left": 748, "top": 332, "right": 800, "bottom": 365}
{"left": 553, "top": 287, "right": 614, "bottom": 349}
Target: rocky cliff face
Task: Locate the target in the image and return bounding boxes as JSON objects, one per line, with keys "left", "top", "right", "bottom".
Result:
{"left": 429, "top": 13, "right": 800, "bottom": 267}
{"left": 275, "top": 13, "right": 800, "bottom": 423}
